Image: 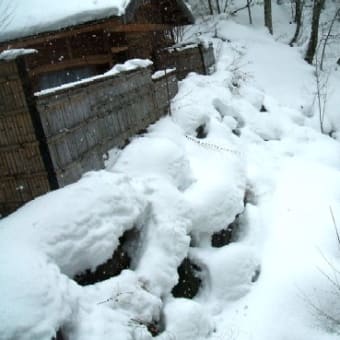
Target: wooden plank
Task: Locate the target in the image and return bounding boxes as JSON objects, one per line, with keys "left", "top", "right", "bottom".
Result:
{"left": 0, "top": 111, "right": 36, "bottom": 146}
{"left": 0, "top": 60, "right": 18, "bottom": 77}
{"left": 111, "top": 46, "right": 128, "bottom": 53}
{"left": 29, "top": 54, "right": 112, "bottom": 77}
{"left": 0, "top": 142, "right": 45, "bottom": 176}
{"left": 0, "top": 172, "right": 50, "bottom": 203}
{"left": 108, "top": 23, "right": 171, "bottom": 32}
{"left": 0, "top": 80, "right": 27, "bottom": 112}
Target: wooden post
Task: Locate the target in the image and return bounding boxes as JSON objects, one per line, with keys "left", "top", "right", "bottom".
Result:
{"left": 198, "top": 44, "right": 208, "bottom": 75}
{"left": 15, "top": 56, "right": 59, "bottom": 190}
{"left": 164, "top": 68, "right": 172, "bottom": 116}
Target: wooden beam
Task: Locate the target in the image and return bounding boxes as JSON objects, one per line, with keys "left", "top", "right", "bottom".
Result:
{"left": 0, "top": 17, "right": 122, "bottom": 50}
{"left": 0, "top": 21, "right": 171, "bottom": 52}
{"left": 28, "top": 55, "right": 111, "bottom": 77}
{"left": 110, "top": 46, "right": 128, "bottom": 53}
{"left": 108, "top": 23, "right": 171, "bottom": 32}
{"left": 65, "top": 37, "right": 73, "bottom": 60}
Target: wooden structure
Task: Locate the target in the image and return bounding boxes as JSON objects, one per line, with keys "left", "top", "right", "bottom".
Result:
{"left": 0, "top": 1, "right": 218, "bottom": 217}
{"left": 155, "top": 43, "right": 216, "bottom": 80}
{"left": 0, "top": 43, "right": 215, "bottom": 216}
{"left": 0, "top": 52, "right": 179, "bottom": 216}
{"left": 0, "top": 0, "right": 194, "bottom": 91}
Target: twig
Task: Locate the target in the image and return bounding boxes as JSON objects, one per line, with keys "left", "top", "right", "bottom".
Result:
{"left": 330, "top": 206, "right": 340, "bottom": 247}
{"left": 298, "top": 287, "right": 340, "bottom": 325}
{"left": 320, "top": 8, "right": 340, "bottom": 70}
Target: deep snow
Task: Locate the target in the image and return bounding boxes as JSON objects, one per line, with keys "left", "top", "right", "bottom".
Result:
{"left": 1, "top": 2, "right": 340, "bottom": 340}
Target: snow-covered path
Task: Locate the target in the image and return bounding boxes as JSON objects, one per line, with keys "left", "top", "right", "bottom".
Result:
{"left": 202, "top": 10, "right": 340, "bottom": 340}
{"left": 212, "top": 159, "right": 340, "bottom": 340}
{"left": 1, "top": 5, "right": 340, "bottom": 340}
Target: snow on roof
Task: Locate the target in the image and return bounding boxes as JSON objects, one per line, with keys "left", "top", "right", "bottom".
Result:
{"left": 0, "top": 48, "right": 37, "bottom": 60}
{"left": 0, "top": 0, "right": 131, "bottom": 43}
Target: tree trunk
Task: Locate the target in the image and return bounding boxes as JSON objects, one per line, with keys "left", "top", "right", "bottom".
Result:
{"left": 289, "top": 0, "right": 303, "bottom": 46}
{"left": 215, "top": 0, "right": 221, "bottom": 14}
{"left": 304, "top": 0, "right": 325, "bottom": 64}
{"left": 247, "top": 0, "right": 253, "bottom": 24}
{"left": 208, "top": 0, "right": 214, "bottom": 14}
{"left": 264, "top": 0, "right": 273, "bottom": 34}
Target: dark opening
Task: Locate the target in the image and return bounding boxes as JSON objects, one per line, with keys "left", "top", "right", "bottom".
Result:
{"left": 74, "top": 228, "right": 140, "bottom": 286}
{"left": 244, "top": 187, "right": 257, "bottom": 205}
{"left": 37, "top": 64, "right": 108, "bottom": 91}
{"left": 172, "top": 258, "right": 202, "bottom": 299}
{"left": 52, "top": 329, "right": 64, "bottom": 340}
{"left": 251, "top": 266, "right": 261, "bottom": 283}
{"left": 211, "top": 214, "right": 242, "bottom": 248}
{"left": 130, "top": 319, "right": 163, "bottom": 337}
{"left": 196, "top": 124, "right": 207, "bottom": 139}
{"left": 260, "top": 104, "right": 267, "bottom": 112}
{"left": 211, "top": 225, "right": 234, "bottom": 247}
{"left": 232, "top": 128, "right": 241, "bottom": 137}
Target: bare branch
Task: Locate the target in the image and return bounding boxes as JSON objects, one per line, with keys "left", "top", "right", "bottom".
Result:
{"left": 330, "top": 206, "right": 340, "bottom": 247}
{"left": 231, "top": 0, "right": 254, "bottom": 16}
{"left": 320, "top": 8, "right": 340, "bottom": 70}
{"left": 0, "top": 0, "right": 14, "bottom": 30}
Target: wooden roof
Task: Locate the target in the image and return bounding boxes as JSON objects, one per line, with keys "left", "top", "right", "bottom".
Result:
{"left": 0, "top": 0, "right": 194, "bottom": 45}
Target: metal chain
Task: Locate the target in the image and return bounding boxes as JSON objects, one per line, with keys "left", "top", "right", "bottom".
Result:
{"left": 185, "top": 135, "right": 242, "bottom": 156}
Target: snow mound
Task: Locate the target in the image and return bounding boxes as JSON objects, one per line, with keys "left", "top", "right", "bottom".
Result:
{"left": 193, "top": 244, "right": 259, "bottom": 307}
{"left": 114, "top": 136, "right": 193, "bottom": 191}
{"left": 159, "top": 298, "right": 215, "bottom": 340}
{"left": 69, "top": 270, "right": 161, "bottom": 340}
{"left": 1, "top": 171, "right": 147, "bottom": 277}
{"left": 0, "top": 171, "right": 153, "bottom": 339}
{"left": 0, "top": 243, "right": 77, "bottom": 340}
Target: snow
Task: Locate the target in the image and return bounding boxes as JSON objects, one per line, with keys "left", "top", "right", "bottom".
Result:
{"left": 0, "top": 172, "right": 155, "bottom": 339}
{"left": 0, "top": 0, "right": 131, "bottom": 43}
{"left": 216, "top": 20, "right": 315, "bottom": 110}
{"left": 159, "top": 298, "right": 215, "bottom": 340}
{"left": 0, "top": 48, "right": 37, "bottom": 60}
{"left": 152, "top": 69, "right": 176, "bottom": 80}
{"left": 2, "top": 1, "right": 340, "bottom": 340}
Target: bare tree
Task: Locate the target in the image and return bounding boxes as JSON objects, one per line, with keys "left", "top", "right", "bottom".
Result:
{"left": 264, "top": 0, "right": 273, "bottom": 34}
{"left": 231, "top": 0, "right": 254, "bottom": 25}
{"left": 247, "top": 0, "right": 253, "bottom": 24}
{"left": 189, "top": 0, "right": 230, "bottom": 16}
{"left": 304, "top": 0, "right": 325, "bottom": 64}
{"left": 300, "top": 208, "right": 340, "bottom": 332}
{"left": 314, "top": 54, "right": 329, "bottom": 134}
{"left": 208, "top": 0, "right": 214, "bottom": 15}
{"left": 289, "top": 0, "right": 305, "bottom": 46}
{"left": 215, "top": 0, "right": 222, "bottom": 13}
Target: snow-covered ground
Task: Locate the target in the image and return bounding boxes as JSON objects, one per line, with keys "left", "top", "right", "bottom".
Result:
{"left": 1, "top": 3, "right": 340, "bottom": 340}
